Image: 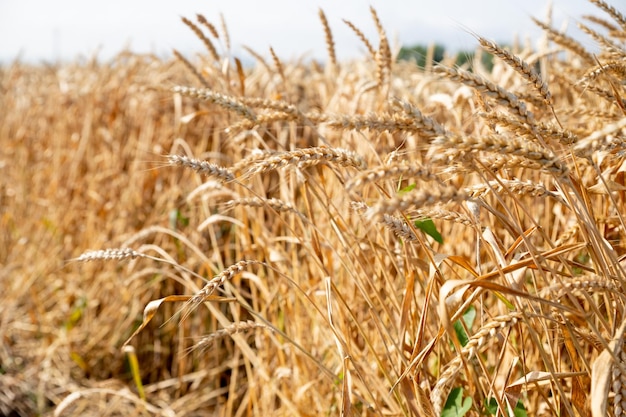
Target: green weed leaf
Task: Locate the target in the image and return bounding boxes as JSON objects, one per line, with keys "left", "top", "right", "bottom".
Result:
{"left": 414, "top": 218, "right": 443, "bottom": 244}
{"left": 485, "top": 397, "right": 527, "bottom": 417}
{"left": 453, "top": 306, "right": 476, "bottom": 347}
{"left": 398, "top": 183, "right": 416, "bottom": 194}
{"left": 442, "top": 387, "right": 472, "bottom": 417}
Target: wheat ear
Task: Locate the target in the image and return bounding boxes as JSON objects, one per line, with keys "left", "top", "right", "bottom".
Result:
{"left": 478, "top": 36, "right": 552, "bottom": 105}
{"left": 243, "top": 147, "right": 367, "bottom": 178}
{"left": 431, "top": 312, "right": 523, "bottom": 415}
{"left": 434, "top": 66, "right": 535, "bottom": 126}
{"left": 171, "top": 86, "right": 256, "bottom": 121}
{"left": 168, "top": 155, "right": 235, "bottom": 182}
{"left": 181, "top": 16, "right": 219, "bottom": 61}
{"left": 318, "top": 9, "right": 337, "bottom": 69}
{"left": 190, "top": 320, "right": 270, "bottom": 353}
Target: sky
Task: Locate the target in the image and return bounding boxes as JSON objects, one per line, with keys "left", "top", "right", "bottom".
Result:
{"left": 0, "top": 0, "right": 606, "bottom": 64}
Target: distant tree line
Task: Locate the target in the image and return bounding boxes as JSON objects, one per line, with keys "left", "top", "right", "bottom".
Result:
{"left": 397, "top": 43, "right": 494, "bottom": 71}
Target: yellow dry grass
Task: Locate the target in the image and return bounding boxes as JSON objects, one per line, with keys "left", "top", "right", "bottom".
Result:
{"left": 2, "top": 3, "right": 626, "bottom": 416}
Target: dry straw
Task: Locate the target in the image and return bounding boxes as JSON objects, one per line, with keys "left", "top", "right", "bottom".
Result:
{"left": 9, "top": 2, "right": 626, "bottom": 416}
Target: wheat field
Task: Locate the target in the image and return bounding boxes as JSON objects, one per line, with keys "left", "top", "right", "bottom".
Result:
{"left": 2, "top": 2, "right": 626, "bottom": 416}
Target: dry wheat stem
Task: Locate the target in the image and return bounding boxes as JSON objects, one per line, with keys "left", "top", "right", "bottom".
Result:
{"left": 171, "top": 86, "right": 257, "bottom": 121}
{"left": 168, "top": 154, "right": 235, "bottom": 182}
{"left": 431, "top": 312, "right": 524, "bottom": 415}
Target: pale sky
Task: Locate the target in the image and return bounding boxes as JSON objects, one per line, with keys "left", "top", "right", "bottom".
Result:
{"left": 0, "top": 0, "right": 605, "bottom": 64}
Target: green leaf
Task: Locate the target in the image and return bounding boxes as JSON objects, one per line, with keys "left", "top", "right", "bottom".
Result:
{"left": 398, "top": 183, "right": 416, "bottom": 194}
{"left": 513, "top": 401, "right": 528, "bottom": 417}
{"left": 442, "top": 387, "right": 472, "bottom": 417}
{"left": 453, "top": 306, "right": 476, "bottom": 347}
{"left": 414, "top": 218, "right": 443, "bottom": 244}
{"left": 484, "top": 398, "right": 527, "bottom": 417}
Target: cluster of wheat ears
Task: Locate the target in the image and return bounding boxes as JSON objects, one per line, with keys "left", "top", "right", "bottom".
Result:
{"left": 3, "top": 1, "right": 626, "bottom": 416}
